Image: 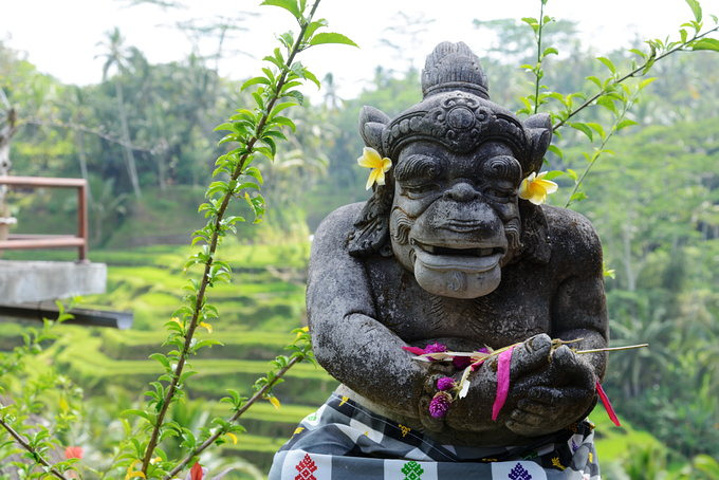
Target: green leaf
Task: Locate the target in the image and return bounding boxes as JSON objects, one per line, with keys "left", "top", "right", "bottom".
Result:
{"left": 149, "top": 353, "right": 171, "bottom": 369}
{"left": 241, "top": 76, "right": 271, "bottom": 91}
{"left": 279, "top": 31, "right": 295, "bottom": 50}
{"left": 521, "top": 17, "right": 539, "bottom": 33}
{"left": 245, "top": 166, "right": 264, "bottom": 185}
{"left": 629, "top": 48, "right": 647, "bottom": 59}
{"left": 543, "top": 170, "right": 564, "bottom": 181}
{"left": 639, "top": 77, "right": 657, "bottom": 89}
{"left": 615, "top": 119, "right": 638, "bottom": 131}
{"left": 596, "top": 96, "right": 618, "bottom": 114}
{"left": 309, "top": 32, "right": 358, "bottom": 47}
{"left": 548, "top": 144, "right": 564, "bottom": 159}
{"left": 269, "top": 101, "right": 296, "bottom": 119}
{"left": 685, "top": 0, "right": 702, "bottom": 22}
{"left": 691, "top": 38, "right": 719, "bottom": 52}
{"left": 586, "top": 122, "right": 606, "bottom": 140}
{"left": 542, "top": 47, "right": 559, "bottom": 57}
{"left": 305, "top": 18, "right": 329, "bottom": 39}
{"left": 261, "top": 0, "right": 301, "bottom": 19}
{"left": 301, "top": 69, "right": 321, "bottom": 89}
{"left": 272, "top": 116, "right": 297, "bottom": 131}
{"left": 570, "top": 191, "right": 588, "bottom": 203}
{"left": 597, "top": 56, "right": 616, "bottom": 74}
{"left": 586, "top": 76, "right": 602, "bottom": 89}
{"left": 569, "top": 122, "right": 593, "bottom": 141}
{"left": 122, "top": 409, "right": 151, "bottom": 421}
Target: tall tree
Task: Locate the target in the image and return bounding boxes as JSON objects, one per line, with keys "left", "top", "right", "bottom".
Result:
{"left": 96, "top": 27, "right": 142, "bottom": 198}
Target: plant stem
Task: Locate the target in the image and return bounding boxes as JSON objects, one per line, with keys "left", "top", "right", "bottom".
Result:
{"left": 552, "top": 24, "right": 719, "bottom": 132}
{"left": 139, "top": 1, "right": 322, "bottom": 474}
{"left": 563, "top": 85, "right": 640, "bottom": 209}
{"left": 533, "top": 0, "right": 546, "bottom": 115}
{"left": 0, "top": 417, "right": 69, "bottom": 480}
{"left": 563, "top": 132, "right": 612, "bottom": 209}
{"left": 576, "top": 343, "right": 649, "bottom": 355}
{"left": 162, "top": 355, "right": 303, "bottom": 480}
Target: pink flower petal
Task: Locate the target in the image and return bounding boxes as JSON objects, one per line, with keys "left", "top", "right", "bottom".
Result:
{"left": 64, "top": 446, "right": 83, "bottom": 459}
{"left": 401, "top": 346, "right": 427, "bottom": 355}
{"left": 491, "top": 346, "right": 515, "bottom": 421}
{"left": 470, "top": 358, "right": 487, "bottom": 371}
{"left": 596, "top": 380, "right": 621, "bottom": 426}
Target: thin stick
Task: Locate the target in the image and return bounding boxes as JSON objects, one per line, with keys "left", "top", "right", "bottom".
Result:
{"left": 576, "top": 344, "right": 649, "bottom": 354}
{"left": 0, "top": 417, "right": 69, "bottom": 480}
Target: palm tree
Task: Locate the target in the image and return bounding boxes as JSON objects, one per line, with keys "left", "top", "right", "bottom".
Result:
{"left": 96, "top": 27, "right": 142, "bottom": 199}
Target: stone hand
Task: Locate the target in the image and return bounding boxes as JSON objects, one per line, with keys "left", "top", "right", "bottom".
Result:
{"left": 442, "top": 333, "right": 555, "bottom": 432}
{"left": 504, "top": 344, "right": 596, "bottom": 437}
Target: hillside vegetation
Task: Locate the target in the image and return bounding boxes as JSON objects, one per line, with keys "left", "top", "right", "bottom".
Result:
{"left": 1, "top": 1, "right": 718, "bottom": 478}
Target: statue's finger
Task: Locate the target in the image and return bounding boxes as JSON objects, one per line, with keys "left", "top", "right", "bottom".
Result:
{"left": 511, "top": 333, "right": 551, "bottom": 374}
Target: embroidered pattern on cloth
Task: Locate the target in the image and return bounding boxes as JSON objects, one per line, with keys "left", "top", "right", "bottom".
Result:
{"left": 402, "top": 461, "right": 424, "bottom": 480}
{"left": 295, "top": 453, "right": 318, "bottom": 480}
{"left": 268, "top": 393, "right": 602, "bottom": 480}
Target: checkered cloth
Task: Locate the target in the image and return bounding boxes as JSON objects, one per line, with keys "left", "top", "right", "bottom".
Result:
{"left": 269, "top": 394, "right": 601, "bottom": 479}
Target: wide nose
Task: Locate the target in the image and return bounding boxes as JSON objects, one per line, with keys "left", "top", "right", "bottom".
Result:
{"left": 444, "top": 181, "right": 480, "bottom": 202}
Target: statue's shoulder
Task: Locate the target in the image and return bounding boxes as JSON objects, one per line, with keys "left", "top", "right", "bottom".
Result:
{"left": 541, "top": 205, "right": 603, "bottom": 267}
{"left": 311, "top": 202, "right": 365, "bottom": 254}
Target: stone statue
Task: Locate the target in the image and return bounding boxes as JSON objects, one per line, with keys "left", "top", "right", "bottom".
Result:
{"left": 270, "top": 42, "right": 608, "bottom": 480}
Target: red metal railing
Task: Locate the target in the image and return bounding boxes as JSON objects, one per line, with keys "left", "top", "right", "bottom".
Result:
{"left": 0, "top": 176, "right": 89, "bottom": 261}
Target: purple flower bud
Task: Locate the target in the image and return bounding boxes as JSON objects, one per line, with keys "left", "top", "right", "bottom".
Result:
{"left": 436, "top": 376, "right": 456, "bottom": 391}
{"left": 424, "top": 342, "right": 448, "bottom": 354}
{"left": 452, "top": 356, "right": 471, "bottom": 369}
{"left": 428, "top": 392, "right": 452, "bottom": 418}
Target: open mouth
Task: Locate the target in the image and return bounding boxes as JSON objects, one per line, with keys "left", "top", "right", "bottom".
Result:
{"left": 415, "top": 242, "right": 504, "bottom": 258}
{"left": 411, "top": 239, "right": 505, "bottom": 272}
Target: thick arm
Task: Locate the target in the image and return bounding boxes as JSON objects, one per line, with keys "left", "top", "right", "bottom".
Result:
{"left": 503, "top": 208, "right": 609, "bottom": 436}
{"left": 307, "top": 203, "right": 427, "bottom": 417}
{"left": 548, "top": 206, "right": 609, "bottom": 379}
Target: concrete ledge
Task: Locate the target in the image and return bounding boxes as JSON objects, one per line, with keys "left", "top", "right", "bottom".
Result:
{"left": 0, "top": 260, "right": 107, "bottom": 303}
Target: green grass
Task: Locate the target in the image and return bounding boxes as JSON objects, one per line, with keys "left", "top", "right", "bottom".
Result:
{"left": 2, "top": 241, "right": 674, "bottom": 474}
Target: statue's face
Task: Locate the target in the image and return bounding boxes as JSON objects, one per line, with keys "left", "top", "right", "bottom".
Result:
{"left": 389, "top": 141, "right": 522, "bottom": 298}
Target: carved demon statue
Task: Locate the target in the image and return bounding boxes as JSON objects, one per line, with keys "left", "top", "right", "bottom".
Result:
{"left": 270, "top": 42, "right": 608, "bottom": 480}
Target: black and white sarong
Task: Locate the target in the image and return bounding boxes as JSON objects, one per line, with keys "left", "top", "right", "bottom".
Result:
{"left": 269, "top": 394, "right": 601, "bottom": 479}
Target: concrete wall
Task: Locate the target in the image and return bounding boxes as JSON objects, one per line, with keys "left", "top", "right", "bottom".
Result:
{"left": 0, "top": 260, "right": 106, "bottom": 303}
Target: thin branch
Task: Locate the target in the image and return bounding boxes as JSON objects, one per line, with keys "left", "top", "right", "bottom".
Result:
{"left": 577, "top": 343, "right": 649, "bottom": 354}
{"left": 24, "top": 118, "right": 157, "bottom": 154}
{"left": 552, "top": 24, "right": 719, "bottom": 132}
{"left": 533, "top": 0, "right": 546, "bottom": 115}
{"left": 139, "top": 1, "right": 322, "bottom": 473}
{"left": 0, "top": 416, "right": 70, "bottom": 480}
{"left": 163, "top": 355, "right": 303, "bottom": 479}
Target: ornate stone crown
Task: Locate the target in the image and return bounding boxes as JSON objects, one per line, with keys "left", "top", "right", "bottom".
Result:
{"left": 360, "top": 41, "right": 551, "bottom": 177}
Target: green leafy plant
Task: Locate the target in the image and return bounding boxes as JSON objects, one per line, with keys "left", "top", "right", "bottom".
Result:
{"left": 518, "top": 0, "right": 719, "bottom": 207}
{"left": 0, "top": 1, "right": 355, "bottom": 478}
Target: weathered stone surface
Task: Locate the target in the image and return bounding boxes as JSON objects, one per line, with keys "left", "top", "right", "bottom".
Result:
{"left": 308, "top": 42, "right": 608, "bottom": 446}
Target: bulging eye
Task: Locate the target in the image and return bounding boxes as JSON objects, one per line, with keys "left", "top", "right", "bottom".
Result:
{"left": 485, "top": 187, "right": 515, "bottom": 202}
{"left": 401, "top": 183, "right": 440, "bottom": 199}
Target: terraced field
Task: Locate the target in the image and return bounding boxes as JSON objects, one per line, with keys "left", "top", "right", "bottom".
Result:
{"left": 1, "top": 242, "right": 663, "bottom": 476}
{"left": 1, "top": 242, "right": 336, "bottom": 474}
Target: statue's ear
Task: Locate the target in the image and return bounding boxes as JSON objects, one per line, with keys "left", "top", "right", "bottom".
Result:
{"left": 347, "top": 172, "right": 394, "bottom": 258}
{"left": 359, "top": 106, "right": 390, "bottom": 153}
{"left": 524, "top": 113, "right": 552, "bottom": 174}
{"left": 516, "top": 201, "right": 552, "bottom": 264}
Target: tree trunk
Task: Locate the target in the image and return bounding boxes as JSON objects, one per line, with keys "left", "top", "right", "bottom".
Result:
{"left": 115, "top": 82, "right": 141, "bottom": 199}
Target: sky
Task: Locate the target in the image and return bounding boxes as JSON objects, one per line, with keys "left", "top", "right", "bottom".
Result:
{"left": 3, "top": 0, "right": 718, "bottom": 99}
